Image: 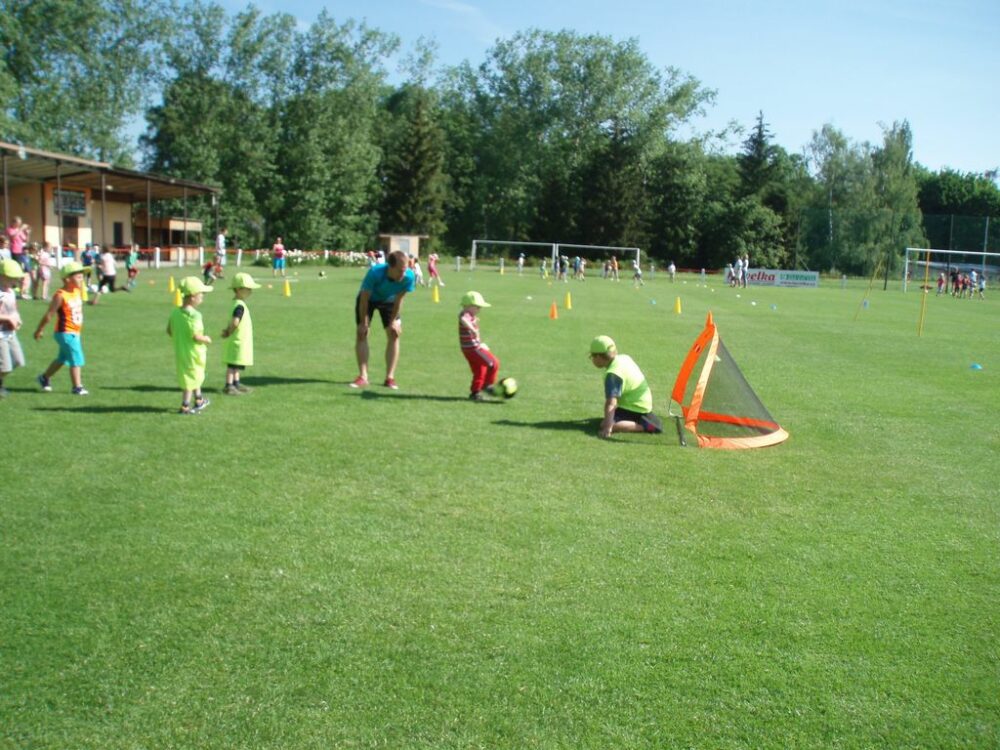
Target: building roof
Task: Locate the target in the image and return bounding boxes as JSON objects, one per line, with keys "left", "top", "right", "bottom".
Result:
{"left": 0, "top": 141, "right": 220, "bottom": 201}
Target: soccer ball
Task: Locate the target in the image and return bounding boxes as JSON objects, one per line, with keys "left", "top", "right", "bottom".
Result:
{"left": 495, "top": 376, "right": 518, "bottom": 399}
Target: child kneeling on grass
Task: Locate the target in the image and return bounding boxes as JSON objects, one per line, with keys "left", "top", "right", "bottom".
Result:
{"left": 588, "top": 335, "right": 663, "bottom": 439}
{"left": 459, "top": 291, "right": 501, "bottom": 401}
{"left": 221, "top": 272, "right": 260, "bottom": 395}
{"left": 34, "top": 261, "right": 89, "bottom": 395}
{"left": 167, "top": 276, "right": 213, "bottom": 415}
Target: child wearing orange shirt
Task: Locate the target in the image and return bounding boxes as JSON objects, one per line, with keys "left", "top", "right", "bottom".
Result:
{"left": 33, "top": 261, "right": 89, "bottom": 395}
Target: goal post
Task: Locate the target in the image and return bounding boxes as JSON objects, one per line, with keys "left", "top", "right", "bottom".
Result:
{"left": 555, "top": 243, "right": 641, "bottom": 269}
{"left": 469, "top": 239, "right": 641, "bottom": 272}
{"left": 470, "top": 240, "right": 555, "bottom": 270}
{"left": 902, "top": 247, "right": 1000, "bottom": 291}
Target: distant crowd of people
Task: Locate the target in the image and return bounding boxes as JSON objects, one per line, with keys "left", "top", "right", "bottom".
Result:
{"left": 937, "top": 269, "right": 987, "bottom": 299}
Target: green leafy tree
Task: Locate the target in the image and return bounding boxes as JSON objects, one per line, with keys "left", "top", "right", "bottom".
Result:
{"left": 1, "top": 0, "right": 166, "bottom": 161}
{"left": 578, "top": 122, "right": 648, "bottom": 249}
{"left": 378, "top": 85, "right": 448, "bottom": 246}
{"left": 440, "top": 30, "right": 713, "bottom": 248}
{"left": 871, "top": 120, "right": 926, "bottom": 273}
{"left": 645, "top": 141, "right": 708, "bottom": 264}
{"left": 272, "top": 13, "right": 396, "bottom": 249}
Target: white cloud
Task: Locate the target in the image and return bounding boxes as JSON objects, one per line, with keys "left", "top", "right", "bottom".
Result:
{"left": 419, "top": 0, "right": 506, "bottom": 44}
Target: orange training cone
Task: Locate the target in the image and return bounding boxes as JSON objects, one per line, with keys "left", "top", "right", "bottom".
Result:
{"left": 565, "top": 291, "right": 572, "bottom": 310}
{"left": 674, "top": 296, "right": 682, "bottom": 315}
{"left": 549, "top": 301, "right": 558, "bottom": 320}
{"left": 432, "top": 284, "right": 440, "bottom": 304}
{"left": 283, "top": 279, "right": 291, "bottom": 297}
{"left": 168, "top": 276, "right": 175, "bottom": 292}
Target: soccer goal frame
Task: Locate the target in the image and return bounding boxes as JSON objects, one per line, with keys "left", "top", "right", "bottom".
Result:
{"left": 902, "top": 247, "right": 1000, "bottom": 292}
{"left": 469, "top": 239, "right": 641, "bottom": 270}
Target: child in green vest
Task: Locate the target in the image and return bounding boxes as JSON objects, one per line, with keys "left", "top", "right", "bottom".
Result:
{"left": 588, "top": 335, "right": 663, "bottom": 439}
{"left": 167, "top": 276, "right": 213, "bottom": 415}
{"left": 221, "top": 272, "right": 260, "bottom": 395}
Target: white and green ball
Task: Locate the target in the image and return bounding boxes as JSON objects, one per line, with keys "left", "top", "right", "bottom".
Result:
{"left": 495, "top": 377, "right": 518, "bottom": 399}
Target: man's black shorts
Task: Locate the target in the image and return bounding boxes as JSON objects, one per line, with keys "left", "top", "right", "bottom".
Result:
{"left": 355, "top": 293, "right": 397, "bottom": 328}
{"left": 614, "top": 407, "right": 664, "bottom": 433}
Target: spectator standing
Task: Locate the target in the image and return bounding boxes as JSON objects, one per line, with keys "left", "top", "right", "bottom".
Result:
{"left": 272, "top": 236, "right": 287, "bottom": 278}
{"left": 6, "top": 217, "right": 31, "bottom": 298}
{"left": 215, "top": 228, "right": 227, "bottom": 275}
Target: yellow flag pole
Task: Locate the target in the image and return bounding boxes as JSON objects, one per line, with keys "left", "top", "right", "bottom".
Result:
{"left": 917, "top": 248, "right": 932, "bottom": 336}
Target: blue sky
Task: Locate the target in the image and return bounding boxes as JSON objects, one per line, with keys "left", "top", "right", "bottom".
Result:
{"left": 220, "top": 0, "right": 999, "bottom": 174}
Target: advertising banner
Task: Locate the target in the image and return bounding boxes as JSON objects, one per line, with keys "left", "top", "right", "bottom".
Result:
{"left": 746, "top": 269, "right": 819, "bottom": 288}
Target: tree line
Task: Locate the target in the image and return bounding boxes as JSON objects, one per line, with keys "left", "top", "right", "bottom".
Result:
{"left": 3, "top": 0, "right": 999, "bottom": 274}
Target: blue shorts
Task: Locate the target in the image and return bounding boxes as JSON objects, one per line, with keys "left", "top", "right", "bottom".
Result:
{"left": 54, "top": 332, "right": 85, "bottom": 367}
{"left": 273, "top": 258, "right": 286, "bottom": 270}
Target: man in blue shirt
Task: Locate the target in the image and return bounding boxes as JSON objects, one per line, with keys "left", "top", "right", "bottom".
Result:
{"left": 351, "top": 250, "right": 416, "bottom": 390}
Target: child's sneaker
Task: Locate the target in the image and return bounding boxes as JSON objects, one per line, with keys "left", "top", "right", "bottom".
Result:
{"left": 234, "top": 383, "right": 253, "bottom": 394}
{"left": 71, "top": 386, "right": 89, "bottom": 396}
{"left": 192, "top": 397, "right": 210, "bottom": 413}
{"left": 178, "top": 405, "right": 197, "bottom": 415}
{"left": 383, "top": 377, "right": 399, "bottom": 390}
{"left": 223, "top": 384, "right": 242, "bottom": 396}
{"left": 469, "top": 391, "right": 486, "bottom": 402}
{"left": 349, "top": 376, "right": 369, "bottom": 388}
{"left": 37, "top": 374, "right": 52, "bottom": 392}
{"left": 0, "top": 387, "right": 9, "bottom": 399}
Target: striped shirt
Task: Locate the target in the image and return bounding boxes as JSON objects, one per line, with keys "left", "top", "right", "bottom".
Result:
{"left": 459, "top": 310, "right": 482, "bottom": 350}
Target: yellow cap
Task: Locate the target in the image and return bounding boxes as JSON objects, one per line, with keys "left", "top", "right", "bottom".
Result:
{"left": 178, "top": 276, "right": 214, "bottom": 295}
{"left": 0, "top": 259, "right": 25, "bottom": 279}
{"left": 230, "top": 272, "right": 261, "bottom": 290}
{"left": 460, "top": 291, "right": 491, "bottom": 307}
{"left": 590, "top": 335, "right": 617, "bottom": 355}
{"left": 60, "top": 261, "right": 86, "bottom": 278}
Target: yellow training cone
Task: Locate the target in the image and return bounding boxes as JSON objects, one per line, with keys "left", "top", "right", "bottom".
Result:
{"left": 674, "top": 296, "right": 682, "bottom": 315}
{"left": 283, "top": 279, "right": 291, "bottom": 297}
{"left": 174, "top": 288, "right": 183, "bottom": 307}
{"left": 168, "top": 276, "right": 175, "bottom": 292}
{"left": 81, "top": 284, "right": 89, "bottom": 302}
{"left": 432, "top": 284, "right": 440, "bottom": 304}
{"left": 565, "top": 291, "right": 572, "bottom": 310}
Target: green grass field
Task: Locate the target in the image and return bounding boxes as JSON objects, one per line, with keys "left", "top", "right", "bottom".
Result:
{"left": 2, "top": 264, "right": 997, "bottom": 749}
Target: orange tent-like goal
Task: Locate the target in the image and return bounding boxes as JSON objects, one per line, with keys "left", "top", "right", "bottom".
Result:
{"left": 670, "top": 312, "right": 789, "bottom": 449}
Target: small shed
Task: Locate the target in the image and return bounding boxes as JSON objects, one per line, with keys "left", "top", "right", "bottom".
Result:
{"left": 378, "top": 233, "right": 428, "bottom": 258}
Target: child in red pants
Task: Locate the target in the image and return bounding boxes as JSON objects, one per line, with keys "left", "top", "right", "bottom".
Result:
{"left": 459, "top": 291, "right": 500, "bottom": 401}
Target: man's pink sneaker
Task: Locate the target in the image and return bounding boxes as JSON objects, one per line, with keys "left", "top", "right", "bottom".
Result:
{"left": 349, "top": 376, "right": 369, "bottom": 388}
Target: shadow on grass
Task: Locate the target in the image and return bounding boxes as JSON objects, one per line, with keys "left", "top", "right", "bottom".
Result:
{"left": 494, "top": 417, "right": 603, "bottom": 433}
{"left": 32, "top": 405, "right": 173, "bottom": 415}
{"left": 243, "top": 375, "right": 331, "bottom": 387}
{"left": 101, "top": 384, "right": 177, "bottom": 393}
{"left": 357, "top": 389, "right": 495, "bottom": 404}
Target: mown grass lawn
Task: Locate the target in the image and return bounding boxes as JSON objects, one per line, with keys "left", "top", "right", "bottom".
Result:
{"left": 2, "top": 263, "right": 997, "bottom": 749}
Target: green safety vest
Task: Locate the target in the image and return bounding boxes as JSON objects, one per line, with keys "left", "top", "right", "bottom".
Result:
{"left": 605, "top": 354, "right": 652, "bottom": 414}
